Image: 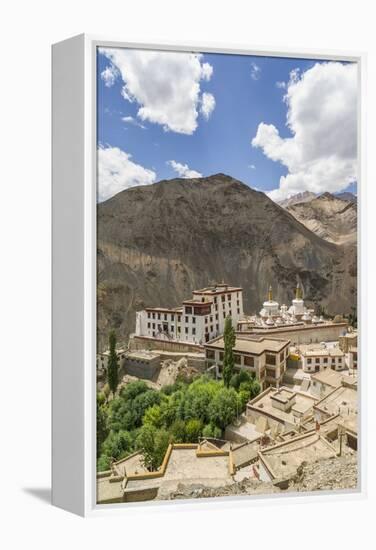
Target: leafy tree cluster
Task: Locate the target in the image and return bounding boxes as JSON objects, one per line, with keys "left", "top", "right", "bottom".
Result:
{"left": 97, "top": 371, "right": 260, "bottom": 473}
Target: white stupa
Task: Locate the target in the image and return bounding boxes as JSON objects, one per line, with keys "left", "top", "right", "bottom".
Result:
{"left": 288, "top": 282, "right": 305, "bottom": 317}
{"left": 260, "top": 286, "right": 280, "bottom": 318}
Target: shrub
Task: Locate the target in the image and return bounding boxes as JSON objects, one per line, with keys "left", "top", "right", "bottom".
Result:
{"left": 185, "top": 418, "right": 203, "bottom": 443}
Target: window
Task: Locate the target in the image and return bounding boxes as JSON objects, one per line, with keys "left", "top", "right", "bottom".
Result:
{"left": 307, "top": 358, "right": 312, "bottom": 364}
{"left": 332, "top": 358, "right": 335, "bottom": 364}
{"left": 152, "top": 332, "right": 155, "bottom": 337}
{"left": 266, "top": 354, "right": 276, "bottom": 365}
{"left": 158, "top": 313, "right": 161, "bottom": 320}
{"left": 171, "top": 326, "right": 174, "bottom": 332}
{"left": 237, "top": 300, "right": 239, "bottom": 306}
{"left": 323, "top": 357, "right": 328, "bottom": 364}
{"left": 219, "top": 352, "right": 224, "bottom": 361}
{"left": 147, "top": 312, "right": 151, "bottom": 319}
{"left": 185, "top": 327, "right": 188, "bottom": 334}
{"left": 185, "top": 316, "right": 188, "bottom": 323}
{"left": 147, "top": 322, "right": 150, "bottom": 328}
{"left": 279, "top": 352, "right": 284, "bottom": 362}
{"left": 177, "top": 326, "right": 181, "bottom": 333}
{"left": 152, "top": 323, "right": 155, "bottom": 329}
{"left": 315, "top": 358, "right": 320, "bottom": 364}
{"left": 152, "top": 313, "right": 155, "bottom": 319}
{"left": 192, "top": 317, "right": 196, "bottom": 324}
{"left": 216, "top": 324, "right": 219, "bottom": 331}
{"left": 206, "top": 350, "right": 215, "bottom": 360}
{"left": 185, "top": 306, "right": 192, "bottom": 314}
{"left": 244, "top": 356, "right": 254, "bottom": 367}
{"left": 164, "top": 314, "right": 167, "bottom": 320}
{"left": 234, "top": 354, "right": 241, "bottom": 365}
{"left": 214, "top": 297, "right": 217, "bottom": 304}
{"left": 205, "top": 326, "right": 208, "bottom": 333}
{"left": 215, "top": 313, "right": 218, "bottom": 320}
{"left": 338, "top": 357, "right": 342, "bottom": 363}
{"left": 171, "top": 314, "right": 175, "bottom": 321}
{"left": 227, "top": 294, "right": 231, "bottom": 301}
{"left": 210, "top": 326, "right": 213, "bottom": 332}
{"left": 210, "top": 316, "right": 213, "bottom": 322}
{"left": 223, "top": 312, "right": 226, "bottom": 319}
{"left": 237, "top": 308, "right": 240, "bottom": 314}
{"left": 221, "top": 295, "right": 225, "bottom": 302}
{"left": 178, "top": 315, "right": 181, "bottom": 322}
{"left": 192, "top": 328, "right": 196, "bottom": 335}
{"left": 205, "top": 317, "right": 208, "bottom": 324}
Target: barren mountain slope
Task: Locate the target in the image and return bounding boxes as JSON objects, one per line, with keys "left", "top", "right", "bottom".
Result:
{"left": 286, "top": 192, "right": 357, "bottom": 245}
{"left": 97, "top": 174, "right": 356, "bottom": 349}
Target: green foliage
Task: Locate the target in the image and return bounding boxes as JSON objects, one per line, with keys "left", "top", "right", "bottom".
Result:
{"left": 101, "top": 430, "right": 133, "bottom": 462}
{"left": 185, "top": 418, "right": 203, "bottom": 442}
{"left": 202, "top": 423, "right": 222, "bottom": 439}
{"left": 208, "top": 387, "right": 240, "bottom": 429}
{"left": 222, "top": 317, "right": 236, "bottom": 388}
{"left": 136, "top": 425, "right": 172, "bottom": 471}
{"left": 96, "top": 396, "right": 109, "bottom": 456}
{"left": 97, "top": 454, "right": 111, "bottom": 472}
{"left": 170, "top": 419, "right": 186, "bottom": 442}
{"left": 109, "top": 383, "right": 161, "bottom": 432}
{"left": 143, "top": 404, "right": 164, "bottom": 429}
{"left": 107, "top": 330, "right": 119, "bottom": 396}
{"left": 97, "top": 373, "right": 260, "bottom": 474}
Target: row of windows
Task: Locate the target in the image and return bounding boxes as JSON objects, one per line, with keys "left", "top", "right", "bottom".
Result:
{"left": 306, "top": 356, "right": 342, "bottom": 365}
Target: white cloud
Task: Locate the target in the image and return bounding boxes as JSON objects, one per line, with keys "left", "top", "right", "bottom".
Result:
{"left": 200, "top": 92, "right": 216, "bottom": 120}
{"left": 101, "top": 65, "right": 119, "bottom": 87}
{"left": 251, "top": 62, "right": 261, "bottom": 80}
{"left": 248, "top": 164, "right": 256, "bottom": 169}
{"left": 100, "top": 48, "right": 215, "bottom": 134}
{"left": 98, "top": 146, "right": 156, "bottom": 202}
{"left": 167, "top": 160, "right": 202, "bottom": 179}
{"left": 252, "top": 62, "right": 357, "bottom": 201}
{"left": 276, "top": 81, "right": 286, "bottom": 89}
{"left": 121, "top": 115, "right": 146, "bottom": 129}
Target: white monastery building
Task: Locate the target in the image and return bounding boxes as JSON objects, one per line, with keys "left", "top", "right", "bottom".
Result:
{"left": 135, "top": 283, "right": 244, "bottom": 345}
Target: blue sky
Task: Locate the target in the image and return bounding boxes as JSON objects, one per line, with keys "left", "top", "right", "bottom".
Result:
{"left": 97, "top": 49, "right": 357, "bottom": 202}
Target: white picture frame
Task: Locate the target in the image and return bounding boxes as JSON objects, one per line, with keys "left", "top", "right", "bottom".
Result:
{"left": 52, "top": 34, "right": 366, "bottom": 517}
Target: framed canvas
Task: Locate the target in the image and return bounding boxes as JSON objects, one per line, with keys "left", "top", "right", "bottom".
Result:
{"left": 52, "top": 34, "right": 366, "bottom": 516}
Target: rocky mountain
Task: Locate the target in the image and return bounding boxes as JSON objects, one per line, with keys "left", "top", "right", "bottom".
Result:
{"left": 335, "top": 191, "right": 357, "bottom": 204}
{"left": 97, "top": 174, "right": 356, "bottom": 349}
{"left": 285, "top": 192, "right": 357, "bottom": 245}
{"left": 277, "top": 191, "right": 317, "bottom": 208}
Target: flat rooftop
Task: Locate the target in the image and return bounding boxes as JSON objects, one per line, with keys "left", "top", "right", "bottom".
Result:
{"left": 300, "top": 344, "right": 344, "bottom": 357}
{"left": 124, "top": 446, "right": 232, "bottom": 496}
{"left": 315, "top": 384, "right": 358, "bottom": 417}
{"left": 248, "top": 387, "right": 317, "bottom": 426}
{"left": 144, "top": 306, "right": 183, "bottom": 313}
{"left": 237, "top": 321, "right": 348, "bottom": 334}
{"left": 311, "top": 369, "right": 356, "bottom": 388}
{"left": 206, "top": 335, "right": 289, "bottom": 355}
{"left": 193, "top": 285, "right": 242, "bottom": 295}
{"left": 259, "top": 432, "right": 337, "bottom": 480}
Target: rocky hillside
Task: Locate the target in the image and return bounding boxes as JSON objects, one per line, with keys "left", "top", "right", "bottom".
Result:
{"left": 97, "top": 174, "right": 356, "bottom": 349}
{"left": 286, "top": 192, "right": 357, "bottom": 245}
{"left": 277, "top": 191, "right": 317, "bottom": 208}
{"left": 157, "top": 454, "right": 357, "bottom": 500}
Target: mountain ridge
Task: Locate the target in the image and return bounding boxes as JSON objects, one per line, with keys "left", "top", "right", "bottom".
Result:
{"left": 97, "top": 174, "right": 356, "bottom": 349}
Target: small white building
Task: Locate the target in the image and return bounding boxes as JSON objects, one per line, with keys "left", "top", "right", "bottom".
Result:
{"left": 300, "top": 344, "right": 346, "bottom": 373}
{"left": 135, "top": 283, "right": 244, "bottom": 345}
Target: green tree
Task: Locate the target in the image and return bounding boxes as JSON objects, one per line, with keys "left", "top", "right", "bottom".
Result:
{"left": 208, "top": 387, "right": 240, "bottom": 429}
{"left": 222, "top": 316, "right": 236, "bottom": 388}
{"left": 202, "top": 423, "right": 222, "bottom": 439}
{"left": 96, "top": 396, "right": 109, "bottom": 456}
{"left": 136, "top": 425, "right": 171, "bottom": 471}
{"left": 185, "top": 418, "right": 203, "bottom": 442}
{"left": 170, "top": 419, "right": 186, "bottom": 442}
{"left": 107, "top": 330, "right": 119, "bottom": 397}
